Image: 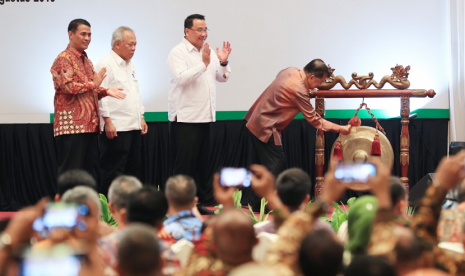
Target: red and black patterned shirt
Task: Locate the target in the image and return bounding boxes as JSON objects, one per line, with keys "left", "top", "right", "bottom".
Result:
{"left": 51, "top": 44, "right": 107, "bottom": 137}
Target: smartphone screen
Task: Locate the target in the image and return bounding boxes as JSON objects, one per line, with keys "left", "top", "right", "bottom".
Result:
{"left": 19, "top": 255, "right": 81, "bottom": 276}
{"left": 334, "top": 163, "right": 377, "bottom": 183}
{"left": 18, "top": 245, "right": 84, "bottom": 276}
{"left": 32, "top": 202, "right": 89, "bottom": 235}
{"left": 220, "top": 167, "right": 252, "bottom": 187}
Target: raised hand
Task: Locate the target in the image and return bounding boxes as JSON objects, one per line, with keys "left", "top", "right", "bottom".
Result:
{"left": 202, "top": 42, "right": 211, "bottom": 67}
{"left": 368, "top": 158, "right": 392, "bottom": 208}
{"left": 321, "top": 159, "right": 346, "bottom": 204}
{"left": 93, "top": 68, "right": 107, "bottom": 88}
{"left": 107, "top": 87, "right": 126, "bottom": 99}
{"left": 213, "top": 172, "right": 236, "bottom": 208}
{"left": 216, "top": 41, "right": 231, "bottom": 63}
{"left": 434, "top": 150, "right": 465, "bottom": 190}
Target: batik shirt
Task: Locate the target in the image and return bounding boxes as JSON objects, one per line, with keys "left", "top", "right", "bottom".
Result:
{"left": 51, "top": 44, "right": 108, "bottom": 137}
{"left": 368, "top": 185, "right": 465, "bottom": 275}
{"left": 164, "top": 210, "right": 203, "bottom": 243}
{"left": 98, "top": 228, "right": 181, "bottom": 276}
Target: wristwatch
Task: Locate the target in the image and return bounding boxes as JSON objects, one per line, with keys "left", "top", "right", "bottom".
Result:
{"left": 220, "top": 61, "right": 228, "bottom": 67}
{"left": 0, "top": 233, "right": 12, "bottom": 252}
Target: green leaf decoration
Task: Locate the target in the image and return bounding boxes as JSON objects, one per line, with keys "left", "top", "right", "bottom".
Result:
{"left": 306, "top": 200, "right": 313, "bottom": 211}
{"left": 99, "top": 193, "right": 118, "bottom": 227}
{"left": 248, "top": 204, "right": 258, "bottom": 224}
{"left": 330, "top": 209, "right": 340, "bottom": 232}
{"left": 347, "top": 197, "right": 356, "bottom": 208}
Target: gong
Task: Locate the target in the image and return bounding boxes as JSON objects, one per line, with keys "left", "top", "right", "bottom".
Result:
{"left": 330, "top": 126, "right": 394, "bottom": 191}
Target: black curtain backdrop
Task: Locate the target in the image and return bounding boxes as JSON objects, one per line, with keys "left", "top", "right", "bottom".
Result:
{"left": 0, "top": 118, "right": 448, "bottom": 211}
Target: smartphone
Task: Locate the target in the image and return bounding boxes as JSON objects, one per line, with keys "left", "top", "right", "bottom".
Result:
{"left": 220, "top": 167, "right": 252, "bottom": 188}
{"left": 334, "top": 162, "right": 377, "bottom": 183}
{"left": 32, "top": 202, "right": 89, "bottom": 236}
{"left": 18, "top": 244, "right": 85, "bottom": 276}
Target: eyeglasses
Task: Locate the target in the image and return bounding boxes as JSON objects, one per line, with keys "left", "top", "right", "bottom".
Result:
{"left": 189, "top": 28, "right": 210, "bottom": 34}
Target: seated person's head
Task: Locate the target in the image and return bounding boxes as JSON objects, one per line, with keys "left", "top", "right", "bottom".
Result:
{"left": 55, "top": 169, "right": 97, "bottom": 201}
{"left": 116, "top": 223, "right": 162, "bottom": 276}
{"left": 108, "top": 175, "right": 143, "bottom": 226}
{"left": 213, "top": 209, "right": 257, "bottom": 266}
{"left": 345, "top": 255, "right": 396, "bottom": 276}
{"left": 394, "top": 227, "right": 422, "bottom": 275}
{"left": 62, "top": 186, "right": 101, "bottom": 241}
{"left": 390, "top": 177, "right": 408, "bottom": 216}
{"left": 298, "top": 229, "right": 343, "bottom": 276}
{"left": 276, "top": 168, "right": 311, "bottom": 212}
{"left": 165, "top": 175, "right": 197, "bottom": 211}
{"left": 126, "top": 186, "right": 168, "bottom": 230}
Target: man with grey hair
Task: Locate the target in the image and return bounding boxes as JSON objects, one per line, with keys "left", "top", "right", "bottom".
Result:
{"left": 164, "top": 175, "right": 203, "bottom": 242}
{"left": 96, "top": 26, "right": 147, "bottom": 196}
{"left": 116, "top": 224, "right": 162, "bottom": 276}
{"left": 108, "top": 175, "right": 143, "bottom": 229}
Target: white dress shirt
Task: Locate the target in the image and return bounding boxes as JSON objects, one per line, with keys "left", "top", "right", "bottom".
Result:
{"left": 96, "top": 50, "right": 145, "bottom": 132}
{"left": 167, "top": 38, "right": 231, "bottom": 122}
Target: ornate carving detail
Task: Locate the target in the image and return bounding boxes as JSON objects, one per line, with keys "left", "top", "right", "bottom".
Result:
{"left": 400, "top": 96, "right": 410, "bottom": 117}
{"left": 316, "top": 154, "right": 324, "bottom": 166}
{"left": 400, "top": 153, "right": 409, "bottom": 166}
{"left": 318, "top": 64, "right": 411, "bottom": 90}
{"left": 315, "top": 178, "right": 325, "bottom": 198}
{"left": 401, "top": 136, "right": 409, "bottom": 148}
{"left": 316, "top": 135, "right": 324, "bottom": 149}
{"left": 315, "top": 98, "right": 325, "bottom": 116}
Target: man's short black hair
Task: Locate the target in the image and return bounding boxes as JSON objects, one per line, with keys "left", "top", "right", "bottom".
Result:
{"left": 126, "top": 186, "right": 168, "bottom": 227}
{"left": 390, "top": 177, "right": 406, "bottom": 207}
{"left": 57, "top": 169, "right": 97, "bottom": 197}
{"left": 68, "top": 19, "right": 91, "bottom": 33}
{"left": 184, "top": 14, "right": 205, "bottom": 34}
{"left": 298, "top": 230, "right": 343, "bottom": 276}
{"left": 303, "top": 59, "right": 330, "bottom": 79}
{"left": 276, "top": 168, "right": 311, "bottom": 210}
{"left": 345, "top": 255, "right": 396, "bottom": 276}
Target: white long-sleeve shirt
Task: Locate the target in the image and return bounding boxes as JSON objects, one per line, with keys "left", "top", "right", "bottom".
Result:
{"left": 96, "top": 50, "right": 145, "bottom": 132}
{"left": 167, "top": 38, "right": 231, "bottom": 122}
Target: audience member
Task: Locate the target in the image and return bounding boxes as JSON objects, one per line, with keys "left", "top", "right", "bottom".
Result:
{"left": 256, "top": 168, "right": 333, "bottom": 235}
{"left": 55, "top": 169, "right": 97, "bottom": 201}
{"left": 99, "top": 186, "right": 180, "bottom": 276}
{"left": 116, "top": 224, "right": 162, "bottom": 276}
{"left": 346, "top": 196, "right": 378, "bottom": 257}
{"left": 164, "top": 175, "right": 203, "bottom": 243}
{"left": 390, "top": 176, "right": 409, "bottom": 226}
{"left": 107, "top": 175, "right": 143, "bottom": 228}
{"left": 298, "top": 229, "right": 343, "bottom": 276}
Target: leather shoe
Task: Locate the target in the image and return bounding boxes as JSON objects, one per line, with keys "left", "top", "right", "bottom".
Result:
{"left": 197, "top": 204, "right": 216, "bottom": 215}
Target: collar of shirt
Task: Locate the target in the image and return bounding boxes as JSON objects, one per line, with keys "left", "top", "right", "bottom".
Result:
{"left": 182, "top": 37, "right": 200, "bottom": 53}
{"left": 109, "top": 50, "right": 128, "bottom": 66}
{"left": 67, "top": 44, "right": 87, "bottom": 59}
{"left": 165, "top": 210, "right": 195, "bottom": 224}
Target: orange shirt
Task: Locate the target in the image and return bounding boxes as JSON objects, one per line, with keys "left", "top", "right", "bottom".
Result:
{"left": 244, "top": 67, "right": 340, "bottom": 146}
{"left": 51, "top": 45, "right": 107, "bottom": 137}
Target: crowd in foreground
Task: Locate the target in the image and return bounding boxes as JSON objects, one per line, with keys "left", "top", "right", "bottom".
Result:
{"left": 1, "top": 150, "right": 465, "bottom": 276}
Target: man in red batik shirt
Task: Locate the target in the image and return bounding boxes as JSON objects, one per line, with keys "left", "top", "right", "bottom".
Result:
{"left": 51, "top": 18, "right": 126, "bottom": 179}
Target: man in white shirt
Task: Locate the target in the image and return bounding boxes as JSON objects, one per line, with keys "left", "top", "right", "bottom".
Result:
{"left": 96, "top": 26, "right": 148, "bottom": 195}
{"left": 167, "top": 14, "right": 231, "bottom": 213}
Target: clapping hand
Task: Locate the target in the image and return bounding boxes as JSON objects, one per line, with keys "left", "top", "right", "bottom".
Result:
{"left": 216, "top": 41, "right": 231, "bottom": 63}
{"left": 434, "top": 150, "right": 465, "bottom": 190}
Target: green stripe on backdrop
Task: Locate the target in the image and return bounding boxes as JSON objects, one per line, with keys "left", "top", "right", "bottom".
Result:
{"left": 49, "top": 109, "right": 449, "bottom": 123}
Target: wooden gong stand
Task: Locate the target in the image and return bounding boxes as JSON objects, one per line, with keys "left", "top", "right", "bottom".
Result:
{"left": 310, "top": 89, "right": 436, "bottom": 198}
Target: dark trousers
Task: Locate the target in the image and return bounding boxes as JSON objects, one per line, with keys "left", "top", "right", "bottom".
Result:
{"left": 251, "top": 133, "right": 286, "bottom": 177}
{"left": 169, "top": 122, "right": 211, "bottom": 204}
{"left": 56, "top": 133, "right": 99, "bottom": 179}
{"left": 98, "top": 130, "right": 141, "bottom": 195}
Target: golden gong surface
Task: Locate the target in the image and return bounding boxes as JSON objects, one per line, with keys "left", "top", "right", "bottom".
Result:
{"left": 330, "top": 126, "right": 394, "bottom": 191}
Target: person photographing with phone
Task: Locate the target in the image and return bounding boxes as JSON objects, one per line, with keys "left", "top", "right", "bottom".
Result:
{"left": 244, "top": 59, "right": 351, "bottom": 176}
